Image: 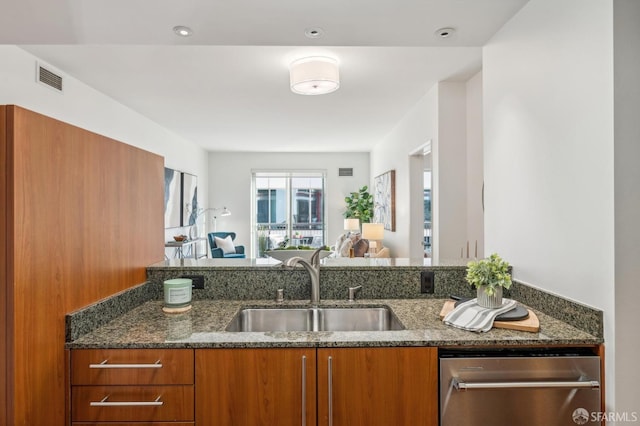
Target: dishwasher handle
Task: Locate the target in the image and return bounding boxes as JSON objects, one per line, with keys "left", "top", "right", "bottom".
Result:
{"left": 453, "top": 377, "right": 600, "bottom": 391}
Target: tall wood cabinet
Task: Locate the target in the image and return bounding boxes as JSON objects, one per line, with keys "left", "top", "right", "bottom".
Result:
{"left": 1, "top": 105, "right": 164, "bottom": 425}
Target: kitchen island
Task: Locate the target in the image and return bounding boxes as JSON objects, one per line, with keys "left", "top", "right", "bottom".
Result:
{"left": 66, "top": 297, "right": 602, "bottom": 426}
{"left": 66, "top": 260, "right": 604, "bottom": 425}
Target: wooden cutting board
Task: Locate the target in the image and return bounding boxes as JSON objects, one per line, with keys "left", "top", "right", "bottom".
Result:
{"left": 439, "top": 300, "right": 540, "bottom": 333}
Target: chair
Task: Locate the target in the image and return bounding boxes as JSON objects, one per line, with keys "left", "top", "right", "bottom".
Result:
{"left": 207, "top": 232, "right": 246, "bottom": 258}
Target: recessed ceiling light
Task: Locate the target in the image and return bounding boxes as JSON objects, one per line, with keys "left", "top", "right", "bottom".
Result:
{"left": 173, "top": 26, "right": 193, "bottom": 37}
{"left": 304, "top": 27, "right": 325, "bottom": 39}
{"left": 434, "top": 27, "right": 456, "bottom": 38}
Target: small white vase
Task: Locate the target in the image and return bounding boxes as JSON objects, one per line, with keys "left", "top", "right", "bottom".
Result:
{"left": 476, "top": 285, "right": 503, "bottom": 309}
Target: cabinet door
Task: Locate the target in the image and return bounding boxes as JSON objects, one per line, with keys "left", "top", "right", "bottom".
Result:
{"left": 196, "top": 348, "right": 316, "bottom": 426}
{"left": 317, "top": 347, "right": 438, "bottom": 426}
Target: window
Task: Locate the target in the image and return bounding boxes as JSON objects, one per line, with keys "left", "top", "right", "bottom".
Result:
{"left": 253, "top": 171, "right": 326, "bottom": 257}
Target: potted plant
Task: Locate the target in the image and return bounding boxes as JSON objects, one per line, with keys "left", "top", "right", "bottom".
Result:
{"left": 344, "top": 185, "right": 374, "bottom": 224}
{"left": 257, "top": 225, "right": 269, "bottom": 258}
{"left": 466, "top": 253, "right": 512, "bottom": 308}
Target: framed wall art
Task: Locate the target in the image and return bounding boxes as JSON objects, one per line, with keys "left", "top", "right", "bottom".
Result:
{"left": 164, "top": 167, "right": 182, "bottom": 229}
{"left": 182, "top": 172, "right": 198, "bottom": 226}
{"left": 374, "top": 169, "right": 396, "bottom": 231}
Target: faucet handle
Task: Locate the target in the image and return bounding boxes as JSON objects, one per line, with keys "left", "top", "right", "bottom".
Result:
{"left": 348, "top": 285, "right": 363, "bottom": 302}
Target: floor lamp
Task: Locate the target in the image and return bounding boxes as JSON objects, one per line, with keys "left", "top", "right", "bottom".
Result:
{"left": 212, "top": 206, "right": 231, "bottom": 232}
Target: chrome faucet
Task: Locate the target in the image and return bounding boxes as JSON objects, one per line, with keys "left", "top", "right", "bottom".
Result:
{"left": 348, "top": 285, "right": 362, "bottom": 302}
{"left": 283, "top": 248, "right": 323, "bottom": 305}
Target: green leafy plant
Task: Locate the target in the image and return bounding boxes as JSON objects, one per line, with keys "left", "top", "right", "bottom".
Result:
{"left": 344, "top": 185, "right": 374, "bottom": 223}
{"left": 466, "top": 253, "right": 512, "bottom": 296}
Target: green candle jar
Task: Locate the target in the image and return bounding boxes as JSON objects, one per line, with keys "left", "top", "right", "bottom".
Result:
{"left": 163, "top": 278, "right": 192, "bottom": 309}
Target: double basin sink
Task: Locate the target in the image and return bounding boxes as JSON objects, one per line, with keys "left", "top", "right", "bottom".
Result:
{"left": 226, "top": 306, "right": 405, "bottom": 332}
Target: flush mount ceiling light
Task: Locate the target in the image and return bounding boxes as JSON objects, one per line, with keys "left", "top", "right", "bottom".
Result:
{"left": 289, "top": 56, "right": 340, "bottom": 95}
{"left": 173, "top": 25, "right": 193, "bottom": 37}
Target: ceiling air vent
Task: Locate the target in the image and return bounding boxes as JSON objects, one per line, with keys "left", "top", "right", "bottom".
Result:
{"left": 36, "top": 62, "right": 63, "bottom": 92}
{"left": 338, "top": 168, "right": 353, "bottom": 177}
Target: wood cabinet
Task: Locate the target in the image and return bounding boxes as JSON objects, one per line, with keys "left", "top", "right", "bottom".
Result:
{"left": 195, "top": 347, "right": 438, "bottom": 426}
{"left": 317, "top": 347, "right": 438, "bottom": 426}
{"left": 196, "top": 348, "right": 317, "bottom": 426}
{"left": 71, "top": 348, "right": 194, "bottom": 424}
{"left": 1, "top": 105, "right": 164, "bottom": 426}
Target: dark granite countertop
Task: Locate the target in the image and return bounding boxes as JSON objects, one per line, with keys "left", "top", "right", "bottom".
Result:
{"left": 67, "top": 298, "right": 601, "bottom": 349}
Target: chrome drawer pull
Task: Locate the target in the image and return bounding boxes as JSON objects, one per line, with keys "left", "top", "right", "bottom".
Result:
{"left": 453, "top": 377, "right": 600, "bottom": 391}
{"left": 301, "top": 355, "right": 306, "bottom": 426}
{"left": 327, "top": 356, "right": 333, "bottom": 426}
{"left": 90, "top": 395, "right": 163, "bottom": 407}
{"left": 89, "top": 359, "right": 163, "bottom": 369}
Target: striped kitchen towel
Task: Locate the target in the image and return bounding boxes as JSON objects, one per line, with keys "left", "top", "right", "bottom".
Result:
{"left": 443, "top": 298, "right": 517, "bottom": 332}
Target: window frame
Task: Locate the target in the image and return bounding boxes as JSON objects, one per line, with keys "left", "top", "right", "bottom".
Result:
{"left": 251, "top": 170, "right": 327, "bottom": 257}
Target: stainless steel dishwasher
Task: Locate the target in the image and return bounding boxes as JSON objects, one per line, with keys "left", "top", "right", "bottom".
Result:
{"left": 440, "top": 348, "right": 601, "bottom": 426}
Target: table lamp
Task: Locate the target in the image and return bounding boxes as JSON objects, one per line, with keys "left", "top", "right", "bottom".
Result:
{"left": 362, "top": 223, "right": 384, "bottom": 254}
{"left": 344, "top": 218, "right": 360, "bottom": 235}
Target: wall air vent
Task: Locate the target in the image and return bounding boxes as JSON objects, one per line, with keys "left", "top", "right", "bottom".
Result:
{"left": 338, "top": 168, "right": 353, "bottom": 177}
{"left": 36, "top": 62, "right": 63, "bottom": 92}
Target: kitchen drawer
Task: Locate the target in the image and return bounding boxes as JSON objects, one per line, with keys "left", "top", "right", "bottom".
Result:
{"left": 72, "top": 349, "right": 194, "bottom": 385}
{"left": 72, "top": 385, "right": 194, "bottom": 422}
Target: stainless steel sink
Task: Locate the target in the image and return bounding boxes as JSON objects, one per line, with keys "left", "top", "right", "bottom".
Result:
{"left": 225, "top": 306, "right": 405, "bottom": 332}
{"left": 318, "top": 307, "right": 404, "bottom": 331}
{"left": 225, "top": 308, "right": 312, "bottom": 332}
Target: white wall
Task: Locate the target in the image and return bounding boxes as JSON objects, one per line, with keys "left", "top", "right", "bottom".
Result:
{"left": 435, "top": 82, "right": 469, "bottom": 260}
{"left": 613, "top": 0, "right": 640, "bottom": 415}
{"left": 483, "top": 0, "right": 616, "bottom": 410}
{"left": 0, "top": 46, "right": 209, "bottom": 258}
{"left": 466, "top": 72, "right": 484, "bottom": 258}
{"left": 372, "top": 76, "right": 483, "bottom": 260}
{"left": 207, "top": 151, "right": 369, "bottom": 257}
{"left": 371, "top": 86, "right": 438, "bottom": 258}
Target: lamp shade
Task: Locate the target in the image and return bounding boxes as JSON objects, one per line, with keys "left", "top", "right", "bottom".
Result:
{"left": 344, "top": 218, "right": 360, "bottom": 231}
{"left": 362, "top": 223, "right": 384, "bottom": 240}
{"left": 290, "top": 56, "right": 339, "bottom": 95}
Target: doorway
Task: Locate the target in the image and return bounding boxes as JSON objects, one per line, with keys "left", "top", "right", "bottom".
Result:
{"left": 423, "top": 167, "right": 432, "bottom": 257}
{"left": 409, "top": 141, "right": 434, "bottom": 259}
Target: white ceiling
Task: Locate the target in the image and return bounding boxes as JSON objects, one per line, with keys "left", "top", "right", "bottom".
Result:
{"left": 3, "top": 0, "right": 529, "bottom": 152}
